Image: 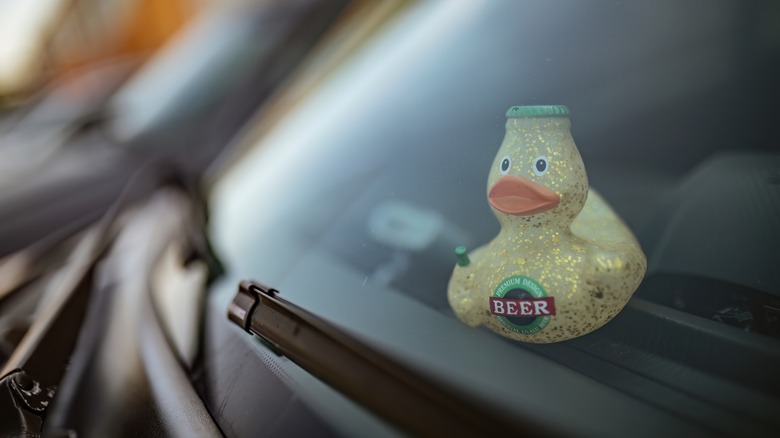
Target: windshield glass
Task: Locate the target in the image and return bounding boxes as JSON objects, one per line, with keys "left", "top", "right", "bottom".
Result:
{"left": 207, "top": 1, "right": 780, "bottom": 435}
{"left": 212, "top": 0, "right": 779, "bottom": 310}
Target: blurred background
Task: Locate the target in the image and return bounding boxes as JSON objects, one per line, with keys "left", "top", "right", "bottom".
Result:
{"left": 0, "top": 0, "right": 339, "bottom": 259}
{"left": 0, "top": 0, "right": 203, "bottom": 99}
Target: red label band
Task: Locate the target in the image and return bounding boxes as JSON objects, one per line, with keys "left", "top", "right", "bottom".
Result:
{"left": 489, "top": 297, "right": 556, "bottom": 317}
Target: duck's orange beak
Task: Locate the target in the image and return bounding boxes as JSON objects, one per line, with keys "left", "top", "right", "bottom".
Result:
{"left": 489, "top": 175, "right": 560, "bottom": 216}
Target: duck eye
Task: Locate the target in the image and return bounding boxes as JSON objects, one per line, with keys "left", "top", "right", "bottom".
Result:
{"left": 533, "top": 156, "right": 549, "bottom": 176}
{"left": 500, "top": 156, "right": 511, "bottom": 175}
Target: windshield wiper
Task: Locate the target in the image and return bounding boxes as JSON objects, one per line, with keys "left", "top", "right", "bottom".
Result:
{"left": 228, "top": 280, "right": 547, "bottom": 437}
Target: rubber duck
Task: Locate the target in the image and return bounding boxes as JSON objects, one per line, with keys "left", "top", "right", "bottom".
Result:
{"left": 447, "top": 105, "right": 646, "bottom": 343}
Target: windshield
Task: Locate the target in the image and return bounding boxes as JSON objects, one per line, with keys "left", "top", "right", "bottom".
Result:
{"left": 211, "top": 0, "right": 779, "bottom": 315}
{"left": 207, "top": 1, "right": 780, "bottom": 435}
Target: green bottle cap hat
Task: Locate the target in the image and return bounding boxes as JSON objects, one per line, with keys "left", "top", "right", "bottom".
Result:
{"left": 506, "top": 105, "right": 569, "bottom": 118}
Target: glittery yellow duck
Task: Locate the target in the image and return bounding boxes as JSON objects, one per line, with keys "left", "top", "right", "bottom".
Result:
{"left": 447, "top": 105, "right": 646, "bottom": 343}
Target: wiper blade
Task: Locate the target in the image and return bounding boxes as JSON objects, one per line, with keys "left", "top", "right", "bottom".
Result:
{"left": 228, "top": 280, "right": 546, "bottom": 437}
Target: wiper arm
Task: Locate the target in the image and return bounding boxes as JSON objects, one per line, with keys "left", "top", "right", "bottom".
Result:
{"left": 228, "top": 281, "right": 545, "bottom": 437}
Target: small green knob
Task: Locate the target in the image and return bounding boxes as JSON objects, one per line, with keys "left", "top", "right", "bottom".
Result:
{"left": 455, "top": 246, "right": 470, "bottom": 267}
